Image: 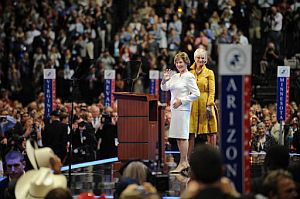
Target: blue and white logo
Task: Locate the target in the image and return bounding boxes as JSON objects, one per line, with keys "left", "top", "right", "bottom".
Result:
{"left": 219, "top": 45, "right": 251, "bottom": 75}
{"left": 225, "top": 48, "right": 247, "bottom": 72}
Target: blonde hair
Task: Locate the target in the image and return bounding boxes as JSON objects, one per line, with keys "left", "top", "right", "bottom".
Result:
{"left": 194, "top": 48, "right": 207, "bottom": 64}
{"left": 174, "top": 52, "right": 190, "bottom": 66}
{"left": 122, "top": 161, "right": 148, "bottom": 185}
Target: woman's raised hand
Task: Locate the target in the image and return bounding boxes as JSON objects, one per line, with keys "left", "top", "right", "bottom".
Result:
{"left": 162, "top": 69, "right": 171, "bottom": 83}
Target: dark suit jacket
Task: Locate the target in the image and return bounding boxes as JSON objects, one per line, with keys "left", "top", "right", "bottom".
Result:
{"left": 43, "top": 120, "right": 68, "bottom": 161}
{"left": 72, "top": 127, "right": 97, "bottom": 163}
{"left": 0, "top": 177, "right": 17, "bottom": 199}
{"left": 0, "top": 177, "right": 8, "bottom": 199}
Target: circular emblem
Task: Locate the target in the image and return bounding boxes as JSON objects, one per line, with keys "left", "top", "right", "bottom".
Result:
{"left": 225, "top": 47, "right": 247, "bottom": 72}
{"left": 150, "top": 73, "right": 156, "bottom": 79}
{"left": 46, "top": 71, "right": 53, "bottom": 78}
{"left": 279, "top": 67, "right": 288, "bottom": 76}
{"left": 150, "top": 71, "right": 159, "bottom": 79}
{"left": 105, "top": 70, "right": 115, "bottom": 79}
{"left": 44, "top": 69, "right": 55, "bottom": 79}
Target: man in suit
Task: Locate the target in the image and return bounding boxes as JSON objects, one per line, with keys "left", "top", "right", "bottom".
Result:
{"left": 43, "top": 110, "right": 68, "bottom": 163}
{"left": 90, "top": 105, "right": 101, "bottom": 134}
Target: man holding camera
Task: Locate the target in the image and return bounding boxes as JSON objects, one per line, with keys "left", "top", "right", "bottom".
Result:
{"left": 72, "top": 120, "right": 97, "bottom": 163}
{"left": 259, "top": 41, "right": 282, "bottom": 79}
{"left": 0, "top": 115, "right": 18, "bottom": 158}
{"left": 265, "top": 6, "right": 283, "bottom": 51}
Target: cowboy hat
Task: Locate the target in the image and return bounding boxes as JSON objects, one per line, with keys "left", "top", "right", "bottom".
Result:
{"left": 26, "top": 140, "right": 55, "bottom": 169}
{"left": 15, "top": 167, "right": 67, "bottom": 199}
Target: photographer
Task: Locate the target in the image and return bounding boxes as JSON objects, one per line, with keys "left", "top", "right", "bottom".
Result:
{"left": 0, "top": 116, "right": 17, "bottom": 138}
{"left": 264, "top": 6, "right": 283, "bottom": 51}
{"left": 259, "top": 41, "right": 283, "bottom": 78}
{"left": 3, "top": 112, "right": 32, "bottom": 153}
{"left": 72, "top": 121, "right": 97, "bottom": 163}
{"left": 96, "top": 108, "right": 118, "bottom": 159}
{"left": 0, "top": 115, "right": 17, "bottom": 157}
{"left": 22, "top": 112, "right": 42, "bottom": 147}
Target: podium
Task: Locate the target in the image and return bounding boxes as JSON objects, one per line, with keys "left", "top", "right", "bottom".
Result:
{"left": 114, "top": 92, "right": 159, "bottom": 161}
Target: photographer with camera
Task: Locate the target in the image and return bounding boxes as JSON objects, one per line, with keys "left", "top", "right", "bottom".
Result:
{"left": 96, "top": 106, "right": 118, "bottom": 159}
{"left": 0, "top": 114, "right": 18, "bottom": 159}
{"left": 259, "top": 41, "right": 283, "bottom": 80}
{"left": 72, "top": 120, "right": 97, "bottom": 163}
{"left": 22, "top": 111, "right": 42, "bottom": 147}
{"left": 0, "top": 116, "right": 17, "bottom": 138}
{"left": 0, "top": 109, "right": 33, "bottom": 155}
{"left": 0, "top": 115, "right": 17, "bottom": 146}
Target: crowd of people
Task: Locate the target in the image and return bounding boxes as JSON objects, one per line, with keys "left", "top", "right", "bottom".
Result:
{"left": 0, "top": 0, "right": 299, "bottom": 104}
{"left": 0, "top": 0, "right": 300, "bottom": 198}
{"left": 0, "top": 97, "right": 118, "bottom": 164}
{"left": 249, "top": 101, "right": 300, "bottom": 153}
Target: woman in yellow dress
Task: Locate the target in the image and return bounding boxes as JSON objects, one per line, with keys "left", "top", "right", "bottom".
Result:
{"left": 188, "top": 48, "right": 218, "bottom": 157}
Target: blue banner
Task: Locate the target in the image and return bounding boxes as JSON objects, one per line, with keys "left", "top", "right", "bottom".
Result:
{"left": 276, "top": 77, "right": 287, "bottom": 121}
{"left": 44, "top": 79, "right": 53, "bottom": 119}
{"left": 149, "top": 70, "right": 159, "bottom": 96}
{"left": 159, "top": 78, "right": 167, "bottom": 103}
{"left": 104, "top": 79, "right": 112, "bottom": 107}
{"left": 220, "top": 75, "right": 243, "bottom": 192}
{"left": 149, "top": 79, "right": 156, "bottom": 95}
{"left": 44, "top": 69, "right": 56, "bottom": 120}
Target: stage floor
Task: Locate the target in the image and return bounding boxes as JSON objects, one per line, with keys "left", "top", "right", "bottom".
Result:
{"left": 61, "top": 153, "right": 300, "bottom": 198}
{"left": 61, "top": 158, "right": 188, "bottom": 198}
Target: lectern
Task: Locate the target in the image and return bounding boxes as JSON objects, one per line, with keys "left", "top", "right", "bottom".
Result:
{"left": 114, "top": 92, "right": 159, "bottom": 161}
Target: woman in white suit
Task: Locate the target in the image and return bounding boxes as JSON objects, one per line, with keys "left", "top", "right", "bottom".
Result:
{"left": 161, "top": 52, "right": 200, "bottom": 173}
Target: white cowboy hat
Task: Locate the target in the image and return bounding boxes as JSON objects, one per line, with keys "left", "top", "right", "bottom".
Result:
{"left": 15, "top": 167, "right": 67, "bottom": 199}
{"left": 26, "top": 140, "right": 55, "bottom": 169}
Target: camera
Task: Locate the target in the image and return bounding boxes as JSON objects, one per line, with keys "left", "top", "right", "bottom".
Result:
{"left": 30, "top": 123, "right": 38, "bottom": 141}
{"left": 78, "top": 121, "right": 87, "bottom": 128}
{"left": 101, "top": 112, "right": 112, "bottom": 125}
{"left": 267, "top": 45, "right": 275, "bottom": 51}
{"left": 0, "top": 116, "right": 7, "bottom": 123}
